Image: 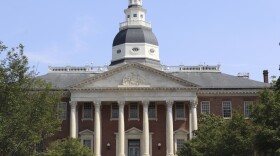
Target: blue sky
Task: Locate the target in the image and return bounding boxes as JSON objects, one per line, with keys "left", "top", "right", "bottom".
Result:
{"left": 1, "top": 0, "right": 279, "bottom": 82}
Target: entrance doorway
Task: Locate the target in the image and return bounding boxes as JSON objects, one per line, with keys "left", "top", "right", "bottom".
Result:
{"left": 128, "top": 140, "right": 140, "bottom": 156}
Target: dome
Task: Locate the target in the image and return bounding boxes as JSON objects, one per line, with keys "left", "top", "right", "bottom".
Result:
{"left": 113, "top": 28, "right": 159, "bottom": 46}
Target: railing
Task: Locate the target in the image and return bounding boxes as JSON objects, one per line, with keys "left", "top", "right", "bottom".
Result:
{"left": 48, "top": 65, "right": 109, "bottom": 73}
{"left": 48, "top": 64, "right": 220, "bottom": 73}
{"left": 161, "top": 65, "right": 220, "bottom": 72}
{"left": 119, "top": 20, "right": 152, "bottom": 30}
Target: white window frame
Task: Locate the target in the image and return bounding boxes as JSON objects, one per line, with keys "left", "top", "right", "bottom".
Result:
{"left": 222, "top": 101, "right": 232, "bottom": 119}
{"left": 148, "top": 102, "right": 157, "bottom": 120}
{"left": 174, "top": 128, "right": 189, "bottom": 155}
{"left": 79, "top": 129, "right": 94, "bottom": 152}
{"left": 244, "top": 101, "right": 253, "bottom": 118}
{"left": 129, "top": 103, "right": 139, "bottom": 121}
{"left": 82, "top": 103, "right": 93, "bottom": 121}
{"left": 201, "top": 101, "right": 210, "bottom": 114}
{"left": 175, "top": 102, "right": 186, "bottom": 121}
{"left": 111, "top": 102, "right": 119, "bottom": 120}
{"left": 58, "top": 102, "right": 67, "bottom": 120}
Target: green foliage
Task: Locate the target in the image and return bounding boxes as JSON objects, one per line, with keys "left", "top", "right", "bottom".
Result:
{"left": 251, "top": 89, "right": 280, "bottom": 155}
{"left": 0, "top": 42, "right": 62, "bottom": 155}
{"left": 178, "top": 113, "right": 255, "bottom": 156}
{"left": 38, "top": 138, "right": 94, "bottom": 156}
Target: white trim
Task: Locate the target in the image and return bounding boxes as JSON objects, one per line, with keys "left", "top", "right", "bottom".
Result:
{"left": 115, "top": 127, "right": 153, "bottom": 156}
{"left": 82, "top": 103, "right": 93, "bottom": 121}
{"left": 79, "top": 129, "right": 94, "bottom": 152}
{"left": 110, "top": 102, "right": 119, "bottom": 121}
{"left": 201, "top": 101, "right": 210, "bottom": 114}
{"left": 222, "top": 101, "right": 232, "bottom": 119}
{"left": 129, "top": 102, "right": 140, "bottom": 121}
{"left": 148, "top": 102, "right": 157, "bottom": 121}
{"left": 58, "top": 102, "right": 67, "bottom": 120}
{"left": 244, "top": 101, "right": 253, "bottom": 118}
{"left": 174, "top": 128, "right": 189, "bottom": 155}
{"left": 175, "top": 102, "right": 186, "bottom": 121}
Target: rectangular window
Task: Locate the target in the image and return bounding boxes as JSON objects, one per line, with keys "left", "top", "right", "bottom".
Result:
{"left": 111, "top": 103, "right": 119, "bottom": 119}
{"left": 129, "top": 103, "right": 138, "bottom": 119}
{"left": 133, "top": 14, "right": 137, "bottom": 17}
{"left": 83, "top": 103, "right": 92, "bottom": 119}
{"left": 176, "top": 103, "right": 185, "bottom": 119}
{"left": 58, "top": 102, "right": 67, "bottom": 120}
{"left": 83, "top": 139, "right": 92, "bottom": 149}
{"left": 127, "top": 15, "right": 130, "bottom": 18}
{"left": 201, "top": 101, "right": 210, "bottom": 114}
{"left": 148, "top": 102, "right": 156, "bottom": 119}
{"left": 244, "top": 101, "right": 253, "bottom": 118}
{"left": 223, "top": 101, "right": 232, "bottom": 118}
{"left": 177, "top": 139, "right": 185, "bottom": 152}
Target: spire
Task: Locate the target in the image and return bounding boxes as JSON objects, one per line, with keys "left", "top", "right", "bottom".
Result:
{"left": 119, "top": 0, "right": 151, "bottom": 30}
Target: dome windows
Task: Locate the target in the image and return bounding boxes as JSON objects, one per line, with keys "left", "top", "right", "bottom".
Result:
{"left": 132, "top": 47, "right": 139, "bottom": 52}
{"left": 150, "top": 48, "right": 155, "bottom": 53}
{"left": 117, "top": 49, "right": 122, "bottom": 54}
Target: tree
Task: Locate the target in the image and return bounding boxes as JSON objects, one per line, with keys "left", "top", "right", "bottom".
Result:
{"left": 0, "top": 41, "right": 62, "bottom": 155}
{"left": 178, "top": 113, "right": 255, "bottom": 156}
{"left": 251, "top": 89, "right": 280, "bottom": 155}
{"left": 38, "top": 138, "right": 94, "bottom": 156}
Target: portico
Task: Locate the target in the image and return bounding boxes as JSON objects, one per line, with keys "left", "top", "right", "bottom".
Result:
{"left": 67, "top": 63, "right": 199, "bottom": 156}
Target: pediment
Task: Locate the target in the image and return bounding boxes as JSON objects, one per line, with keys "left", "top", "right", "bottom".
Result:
{"left": 79, "top": 129, "right": 94, "bottom": 135}
{"left": 125, "top": 127, "right": 142, "bottom": 134}
{"left": 174, "top": 128, "right": 189, "bottom": 134}
{"left": 70, "top": 63, "right": 199, "bottom": 89}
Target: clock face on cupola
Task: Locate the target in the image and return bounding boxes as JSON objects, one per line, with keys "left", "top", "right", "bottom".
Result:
{"left": 111, "top": 0, "right": 160, "bottom": 68}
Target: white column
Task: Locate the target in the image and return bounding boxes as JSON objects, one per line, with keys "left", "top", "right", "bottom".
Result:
{"left": 191, "top": 99, "right": 198, "bottom": 138}
{"left": 189, "top": 105, "right": 193, "bottom": 139}
{"left": 118, "top": 101, "right": 125, "bottom": 156}
{"left": 142, "top": 101, "right": 150, "bottom": 156}
{"left": 94, "top": 101, "right": 101, "bottom": 156}
{"left": 166, "top": 100, "right": 174, "bottom": 156}
{"left": 70, "top": 101, "right": 77, "bottom": 138}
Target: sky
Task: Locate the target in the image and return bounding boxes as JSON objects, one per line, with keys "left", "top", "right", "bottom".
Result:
{"left": 0, "top": 0, "right": 279, "bottom": 82}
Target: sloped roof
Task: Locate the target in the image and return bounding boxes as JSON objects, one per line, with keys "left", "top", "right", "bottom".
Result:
{"left": 171, "top": 72, "right": 269, "bottom": 89}
{"left": 38, "top": 73, "right": 97, "bottom": 89}
{"left": 38, "top": 68, "right": 269, "bottom": 89}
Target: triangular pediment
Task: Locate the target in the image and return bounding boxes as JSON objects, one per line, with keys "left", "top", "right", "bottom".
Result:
{"left": 70, "top": 63, "right": 199, "bottom": 89}
{"left": 125, "top": 127, "right": 142, "bottom": 134}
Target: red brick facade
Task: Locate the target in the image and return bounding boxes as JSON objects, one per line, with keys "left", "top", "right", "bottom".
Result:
{"left": 51, "top": 95, "right": 258, "bottom": 156}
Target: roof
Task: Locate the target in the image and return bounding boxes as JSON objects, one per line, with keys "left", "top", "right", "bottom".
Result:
{"left": 38, "top": 70, "right": 269, "bottom": 89}
{"left": 38, "top": 73, "right": 97, "bottom": 89}
{"left": 171, "top": 72, "right": 269, "bottom": 89}
{"left": 113, "top": 28, "right": 158, "bottom": 46}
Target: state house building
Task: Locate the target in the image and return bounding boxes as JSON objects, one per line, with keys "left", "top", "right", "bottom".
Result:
{"left": 39, "top": 0, "right": 269, "bottom": 156}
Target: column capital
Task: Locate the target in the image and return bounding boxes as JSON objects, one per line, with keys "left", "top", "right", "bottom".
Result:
{"left": 190, "top": 98, "right": 198, "bottom": 108}
{"left": 94, "top": 101, "right": 101, "bottom": 107}
{"left": 118, "top": 101, "right": 125, "bottom": 107}
{"left": 70, "top": 101, "right": 77, "bottom": 109}
{"left": 166, "top": 100, "right": 174, "bottom": 108}
{"left": 142, "top": 100, "right": 149, "bottom": 107}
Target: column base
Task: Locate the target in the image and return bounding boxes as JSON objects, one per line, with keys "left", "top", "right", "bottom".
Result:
{"left": 166, "top": 154, "right": 174, "bottom": 156}
{"left": 95, "top": 155, "right": 101, "bottom": 156}
{"left": 142, "top": 154, "right": 150, "bottom": 156}
{"left": 119, "top": 154, "right": 125, "bottom": 156}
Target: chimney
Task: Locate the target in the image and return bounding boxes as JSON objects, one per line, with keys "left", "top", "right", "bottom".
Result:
{"left": 263, "top": 70, "right": 269, "bottom": 83}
